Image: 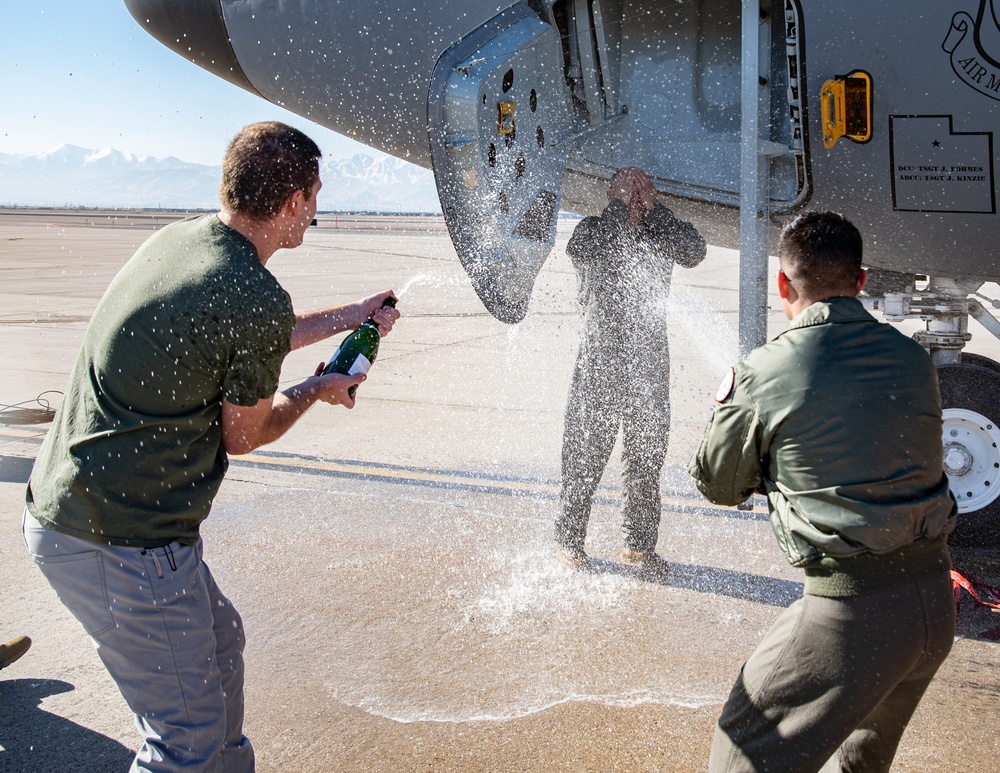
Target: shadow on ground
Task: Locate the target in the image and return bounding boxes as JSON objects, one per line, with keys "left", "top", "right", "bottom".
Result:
{"left": 585, "top": 558, "right": 803, "bottom": 607}
{"left": 0, "top": 678, "right": 133, "bottom": 772}
{"left": 0, "top": 454, "right": 33, "bottom": 485}
{"left": 588, "top": 556, "right": 1000, "bottom": 642}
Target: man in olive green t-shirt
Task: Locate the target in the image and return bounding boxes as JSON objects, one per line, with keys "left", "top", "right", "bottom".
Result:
{"left": 24, "top": 122, "right": 400, "bottom": 773}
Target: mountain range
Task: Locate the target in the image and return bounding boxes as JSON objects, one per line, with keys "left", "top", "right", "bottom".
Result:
{"left": 0, "top": 145, "right": 442, "bottom": 213}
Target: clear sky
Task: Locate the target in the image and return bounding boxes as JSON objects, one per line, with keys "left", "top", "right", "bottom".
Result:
{"left": 1, "top": 2, "right": 384, "bottom": 165}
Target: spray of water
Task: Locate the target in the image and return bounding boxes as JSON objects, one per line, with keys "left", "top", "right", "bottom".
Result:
{"left": 667, "top": 279, "right": 739, "bottom": 374}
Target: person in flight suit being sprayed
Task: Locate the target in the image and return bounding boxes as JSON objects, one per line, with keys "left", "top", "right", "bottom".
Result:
{"left": 556, "top": 167, "right": 706, "bottom": 573}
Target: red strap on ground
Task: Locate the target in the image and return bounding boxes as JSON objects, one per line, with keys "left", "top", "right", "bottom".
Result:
{"left": 951, "top": 567, "right": 1000, "bottom": 641}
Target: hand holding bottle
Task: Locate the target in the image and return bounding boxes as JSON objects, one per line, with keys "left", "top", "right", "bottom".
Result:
{"left": 322, "top": 296, "right": 397, "bottom": 397}
{"left": 351, "top": 290, "right": 400, "bottom": 336}
{"left": 311, "top": 365, "right": 366, "bottom": 408}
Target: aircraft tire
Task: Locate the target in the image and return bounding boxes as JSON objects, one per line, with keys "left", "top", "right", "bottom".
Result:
{"left": 959, "top": 351, "right": 1000, "bottom": 374}
{"left": 937, "top": 362, "right": 1000, "bottom": 549}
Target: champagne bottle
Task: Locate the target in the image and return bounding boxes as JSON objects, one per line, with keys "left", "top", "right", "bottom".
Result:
{"left": 322, "top": 297, "right": 396, "bottom": 397}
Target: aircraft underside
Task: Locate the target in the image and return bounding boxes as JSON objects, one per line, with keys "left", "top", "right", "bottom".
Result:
{"left": 126, "top": 0, "right": 1000, "bottom": 554}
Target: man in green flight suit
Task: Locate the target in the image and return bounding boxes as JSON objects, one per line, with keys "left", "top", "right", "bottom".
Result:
{"left": 689, "top": 211, "right": 957, "bottom": 772}
{"left": 556, "top": 167, "right": 705, "bottom": 573}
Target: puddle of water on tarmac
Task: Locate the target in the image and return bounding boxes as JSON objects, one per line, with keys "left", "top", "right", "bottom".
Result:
{"left": 211, "top": 271, "right": 773, "bottom": 724}
{"left": 210, "top": 485, "right": 771, "bottom": 725}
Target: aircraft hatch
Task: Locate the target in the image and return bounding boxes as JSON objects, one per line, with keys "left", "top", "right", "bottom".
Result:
{"left": 428, "top": 5, "right": 576, "bottom": 324}
{"left": 428, "top": 0, "right": 809, "bottom": 323}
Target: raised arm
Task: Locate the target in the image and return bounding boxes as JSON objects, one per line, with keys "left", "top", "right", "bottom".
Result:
{"left": 290, "top": 289, "right": 398, "bottom": 350}
{"left": 644, "top": 204, "right": 707, "bottom": 269}
{"left": 566, "top": 214, "right": 607, "bottom": 266}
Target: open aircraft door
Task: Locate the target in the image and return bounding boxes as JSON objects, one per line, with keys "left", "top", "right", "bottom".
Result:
{"left": 428, "top": 5, "right": 580, "bottom": 324}
{"left": 428, "top": 0, "right": 810, "bottom": 326}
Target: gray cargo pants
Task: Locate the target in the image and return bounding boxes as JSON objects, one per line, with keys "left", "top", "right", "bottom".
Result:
{"left": 557, "top": 331, "right": 670, "bottom": 553}
{"left": 23, "top": 509, "right": 254, "bottom": 773}
{"left": 708, "top": 571, "right": 955, "bottom": 773}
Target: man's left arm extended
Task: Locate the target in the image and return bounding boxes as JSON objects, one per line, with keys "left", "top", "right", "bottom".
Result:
{"left": 220, "top": 369, "right": 367, "bottom": 455}
{"left": 688, "top": 382, "right": 766, "bottom": 506}
{"left": 290, "top": 289, "right": 398, "bottom": 350}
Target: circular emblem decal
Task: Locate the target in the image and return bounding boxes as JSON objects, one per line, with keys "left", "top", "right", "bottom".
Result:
{"left": 715, "top": 367, "right": 736, "bottom": 403}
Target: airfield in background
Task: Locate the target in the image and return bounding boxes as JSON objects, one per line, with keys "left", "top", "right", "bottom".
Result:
{"left": 1, "top": 209, "right": 998, "bottom": 771}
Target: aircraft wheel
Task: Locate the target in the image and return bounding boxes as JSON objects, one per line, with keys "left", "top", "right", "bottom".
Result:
{"left": 960, "top": 351, "right": 1000, "bottom": 374}
{"left": 937, "top": 362, "right": 1000, "bottom": 548}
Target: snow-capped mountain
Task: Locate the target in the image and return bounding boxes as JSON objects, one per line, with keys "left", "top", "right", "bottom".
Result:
{"left": 0, "top": 145, "right": 441, "bottom": 213}
{"left": 318, "top": 154, "right": 440, "bottom": 213}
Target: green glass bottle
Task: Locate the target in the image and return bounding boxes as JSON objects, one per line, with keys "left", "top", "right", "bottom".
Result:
{"left": 322, "top": 297, "right": 396, "bottom": 397}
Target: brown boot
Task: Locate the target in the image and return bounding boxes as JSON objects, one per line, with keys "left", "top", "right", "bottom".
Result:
{"left": 556, "top": 547, "right": 590, "bottom": 572}
{"left": 620, "top": 549, "right": 670, "bottom": 578}
{"left": 0, "top": 635, "right": 31, "bottom": 670}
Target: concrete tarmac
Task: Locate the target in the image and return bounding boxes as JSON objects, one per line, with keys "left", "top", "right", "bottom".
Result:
{"left": 1, "top": 210, "right": 999, "bottom": 771}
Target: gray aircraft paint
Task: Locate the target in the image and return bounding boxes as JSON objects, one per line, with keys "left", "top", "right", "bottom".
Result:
{"left": 125, "top": 0, "right": 1000, "bottom": 283}
{"left": 125, "top": 0, "right": 1000, "bottom": 544}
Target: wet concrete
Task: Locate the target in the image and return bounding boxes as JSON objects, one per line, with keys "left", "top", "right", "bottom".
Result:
{"left": 1, "top": 210, "right": 999, "bottom": 771}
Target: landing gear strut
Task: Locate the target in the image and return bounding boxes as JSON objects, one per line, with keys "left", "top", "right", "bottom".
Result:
{"left": 866, "top": 276, "right": 1000, "bottom": 551}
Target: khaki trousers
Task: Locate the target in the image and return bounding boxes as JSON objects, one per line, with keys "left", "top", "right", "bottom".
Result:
{"left": 709, "top": 571, "right": 955, "bottom": 773}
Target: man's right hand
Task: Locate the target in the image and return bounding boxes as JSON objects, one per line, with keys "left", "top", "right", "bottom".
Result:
{"left": 349, "top": 291, "right": 399, "bottom": 333}
{"left": 608, "top": 168, "right": 658, "bottom": 226}
{"left": 312, "top": 362, "right": 365, "bottom": 408}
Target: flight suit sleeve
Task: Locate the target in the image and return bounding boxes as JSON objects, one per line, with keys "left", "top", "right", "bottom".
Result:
{"left": 687, "top": 374, "right": 765, "bottom": 506}
{"left": 566, "top": 216, "right": 602, "bottom": 306}
{"left": 567, "top": 202, "right": 627, "bottom": 305}
{"left": 567, "top": 200, "right": 629, "bottom": 265}
{"left": 566, "top": 215, "right": 602, "bottom": 267}
{"left": 644, "top": 204, "right": 706, "bottom": 268}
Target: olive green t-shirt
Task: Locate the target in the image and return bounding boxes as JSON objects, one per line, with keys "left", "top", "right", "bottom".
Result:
{"left": 26, "top": 214, "right": 295, "bottom": 546}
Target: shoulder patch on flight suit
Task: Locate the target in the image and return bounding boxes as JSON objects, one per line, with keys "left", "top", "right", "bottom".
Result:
{"left": 715, "top": 367, "right": 736, "bottom": 403}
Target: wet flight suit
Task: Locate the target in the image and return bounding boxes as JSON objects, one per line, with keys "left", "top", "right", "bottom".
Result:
{"left": 689, "top": 296, "right": 957, "bottom": 772}
{"left": 557, "top": 198, "right": 705, "bottom": 554}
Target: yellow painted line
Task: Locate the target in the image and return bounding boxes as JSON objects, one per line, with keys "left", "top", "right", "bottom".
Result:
{"left": 234, "top": 452, "right": 559, "bottom": 495}
{"left": 234, "top": 452, "right": 768, "bottom": 514}
{"left": 0, "top": 427, "right": 48, "bottom": 440}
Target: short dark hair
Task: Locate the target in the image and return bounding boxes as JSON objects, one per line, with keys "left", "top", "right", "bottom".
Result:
{"left": 220, "top": 122, "right": 322, "bottom": 221}
{"left": 778, "top": 211, "right": 863, "bottom": 298}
